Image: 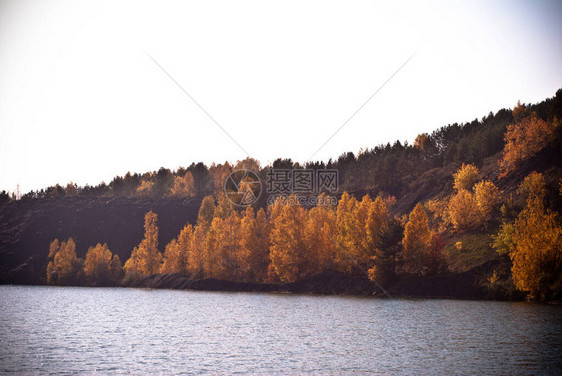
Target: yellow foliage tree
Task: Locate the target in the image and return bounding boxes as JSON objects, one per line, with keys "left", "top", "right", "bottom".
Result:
{"left": 48, "top": 238, "right": 60, "bottom": 259}
{"left": 136, "top": 179, "right": 154, "bottom": 197}
{"left": 269, "top": 196, "right": 310, "bottom": 282}
{"left": 448, "top": 165, "right": 501, "bottom": 230}
{"left": 499, "top": 172, "right": 562, "bottom": 300}
{"left": 510, "top": 199, "right": 562, "bottom": 300}
{"left": 366, "top": 196, "right": 390, "bottom": 252}
{"left": 197, "top": 196, "right": 216, "bottom": 225}
{"left": 518, "top": 171, "right": 546, "bottom": 200}
{"left": 413, "top": 133, "right": 429, "bottom": 151}
{"left": 334, "top": 192, "right": 359, "bottom": 271}
{"left": 208, "top": 162, "right": 233, "bottom": 195}
{"left": 453, "top": 163, "right": 479, "bottom": 191}
{"left": 239, "top": 207, "right": 271, "bottom": 282}
{"left": 402, "top": 203, "right": 433, "bottom": 275}
{"left": 169, "top": 172, "right": 195, "bottom": 197}
{"left": 500, "top": 109, "right": 558, "bottom": 176}
{"left": 474, "top": 180, "right": 501, "bottom": 222}
{"left": 366, "top": 198, "right": 395, "bottom": 283}
{"left": 203, "top": 212, "right": 242, "bottom": 281}
{"left": 306, "top": 195, "right": 337, "bottom": 272}
{"left": 448, "top": 189, "right": 480, "bottom": 230}
{"left": 214, "top": 193, "right": 234, "bottom": 220}
{"left": 46, "top": 238, "right": 82, "bottom": 285}
{"left": 124, "top": 211, "right": 162, "bottom": 276}
{"left": 161, "top": 223, "right": 193, "bottom": 275}
{"left": 83, "top": 243, "right": 122, "bottom": 285}
{"left": 161, "top": 240, "right": 180, "bottom": 274}
{"left": 187, "top": 223, "right": 208, "bottom": 277}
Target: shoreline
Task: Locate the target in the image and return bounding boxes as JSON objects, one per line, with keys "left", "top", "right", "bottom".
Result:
{"left": 2, "top": 264, "right": 530, "bottom": 302}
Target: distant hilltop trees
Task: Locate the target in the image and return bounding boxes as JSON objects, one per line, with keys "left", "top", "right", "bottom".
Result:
{"left": 3, "top": 89, "right": 559, "bottom": 203}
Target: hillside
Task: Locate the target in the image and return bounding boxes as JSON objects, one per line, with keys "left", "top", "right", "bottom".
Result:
{"left": 1, "top": 89, "right": 561, "bottom": 300}
{"left": 0, "top": 197, "right": 201, "bottom": 284}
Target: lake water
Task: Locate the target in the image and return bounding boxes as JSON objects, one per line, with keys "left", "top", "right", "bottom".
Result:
{"left": 1, "top": 285, "right": 561, "bottom": 375}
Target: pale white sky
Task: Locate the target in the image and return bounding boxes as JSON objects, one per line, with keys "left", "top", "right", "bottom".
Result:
{"left": 1, "top": 0, "right": 561, "bottom": 194}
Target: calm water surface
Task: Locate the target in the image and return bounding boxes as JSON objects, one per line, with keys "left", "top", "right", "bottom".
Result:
{"left": 1, "top": 285, "right": 561, "bottom": 375}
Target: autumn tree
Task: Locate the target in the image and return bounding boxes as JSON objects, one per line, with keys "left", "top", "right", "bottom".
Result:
{"left": 306, "top": 195, "right": 337, "bottom": 272}
{"left": 124, "top": 211, "right": 162, "bottom": 276}
{"left": 161, "top": 240, "right": 180, "bottom": 274}
{"left": 239, "top": 207, "right": 271, "bottom": 282}
{"left": 413, "top": 133, "right": 429, "bottom": 151}
{"left": 474, "top": 180, "right": 501, "bottom": 222}
{"left": 214, "top": 193, "right": 234, "bottom": 220}
{"left": 83, "top": 243, "right": 122, "bottom": 285}
{"left": 269, "top": 195, "right": 311, "bottom": 282}
{"left": 500, "top": 106, "right": 558, "bottom": 175}
{"left": 334, "top": 192, "right": 360, "bottom": 271}
{"left": 187, "top": 194, "right": 218, "bottom": 279}
{"left": 448, "top": 189, "right": 480, "bottom": 230}
{"left": 169, "top": 172, "right": 195, "bottom": 197}
{"left": 448, "top": 164, "right": 501, "bottom": 230}
{"left": 136, "top": 179, "right": 154, "bottom": 197}
{"left": 366, "top": 196, "right": 390, "bottom": 253}
{"left": 518, "top": 171, "right": 547, "bottom": 200}
{"left": 187, "top": 223, "right": 208, "bottom": 277}
{"left": 402, "top": 203, "right": 434, "bottom": 275}
{"left": 197, "top": 196, "right": 216, "bottom": 225}
{"left": 495, "top": 172, "right": 562, "bottom": 300}
{"left": 46, "top": 238, "right": 82, "bottom": 285}
{"left": 203, "top": 211, "right": 242, "bottom": 281}
{"left": 65, "top": 182, "right": 78, "bottom": 197}
{"left": 425, "top": 198, "right": 449, "bottom": 232}
{"left": 234, "top": 157, "right": 261, "bottom": 172}
{"left": 208, "top": 162, "right": 233, "bottom": 195}
{"left": 161, "top": 224, "right": 193, "bottom": 275}
{"left": 453, "top": 163, "right": 479, "bottom": 191}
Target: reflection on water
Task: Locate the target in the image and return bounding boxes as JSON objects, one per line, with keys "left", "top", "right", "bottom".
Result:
{"left": 1, "top": 285, "right": 561, "bottom": 375}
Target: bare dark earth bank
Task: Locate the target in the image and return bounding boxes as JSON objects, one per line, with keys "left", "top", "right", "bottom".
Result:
{"left": 0, "top": 195, "right": 529, "bottom": 300}
{"left": 132, "top": 261, "right": 518, "bottom": 300}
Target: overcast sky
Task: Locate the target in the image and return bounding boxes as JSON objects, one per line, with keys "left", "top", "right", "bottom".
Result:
{"left": 1, "top": 0, "right": 561, "bottom": 194}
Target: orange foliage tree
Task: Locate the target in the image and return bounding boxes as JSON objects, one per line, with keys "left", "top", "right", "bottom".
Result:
{"left": 240, "top": 207, "right": 271, "bottom": 282}
{"left": 46, "top": 238, "right": 82, "bottom": 285}
{"left": 208, "top": 162, "right": 233, "bottom": 195}
{"left": 448, "top": 189, "right": 480, "bottom": 230}
{"left": 448, "top": 164, "right": 501, "bottom": 230}
{"left": 136, "top": 179, "right": 154, "bottom": 197}
{"left": 269, "top": 196, "right": 311, "bottom": 282}
{"left": 453, "top": 163, "right": 479, "bottom": 191}
{"left": 169, "top": 172, "right": 195, "bottom": 197}
{"left": 161, "top": 224, "right": 193, "bottom": 275}
{"left": 402, "top": 203, "right": 434, "bottom": 275}
{"left": 203, "top": 212, "right": 243, "bottom": 281}
{"left": 306, "top": 195, "right": 338, "bottom": 272}
{"left": 500, "top": 104, "right": 558, "bottom": 176}
{"left": 124, "top": 211, "right": 162, "bottom": 276}
{"left": 496, "top": 172, "right": 562, "bottom": 300}
{"left": 474, "top": 180, "right": 501, "bottom": 222}
{"left": 83, "top": 243, "right": 122, "bottom": 285}
{"left": 334, "top": 192, "right": 360, "bottom": 271}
